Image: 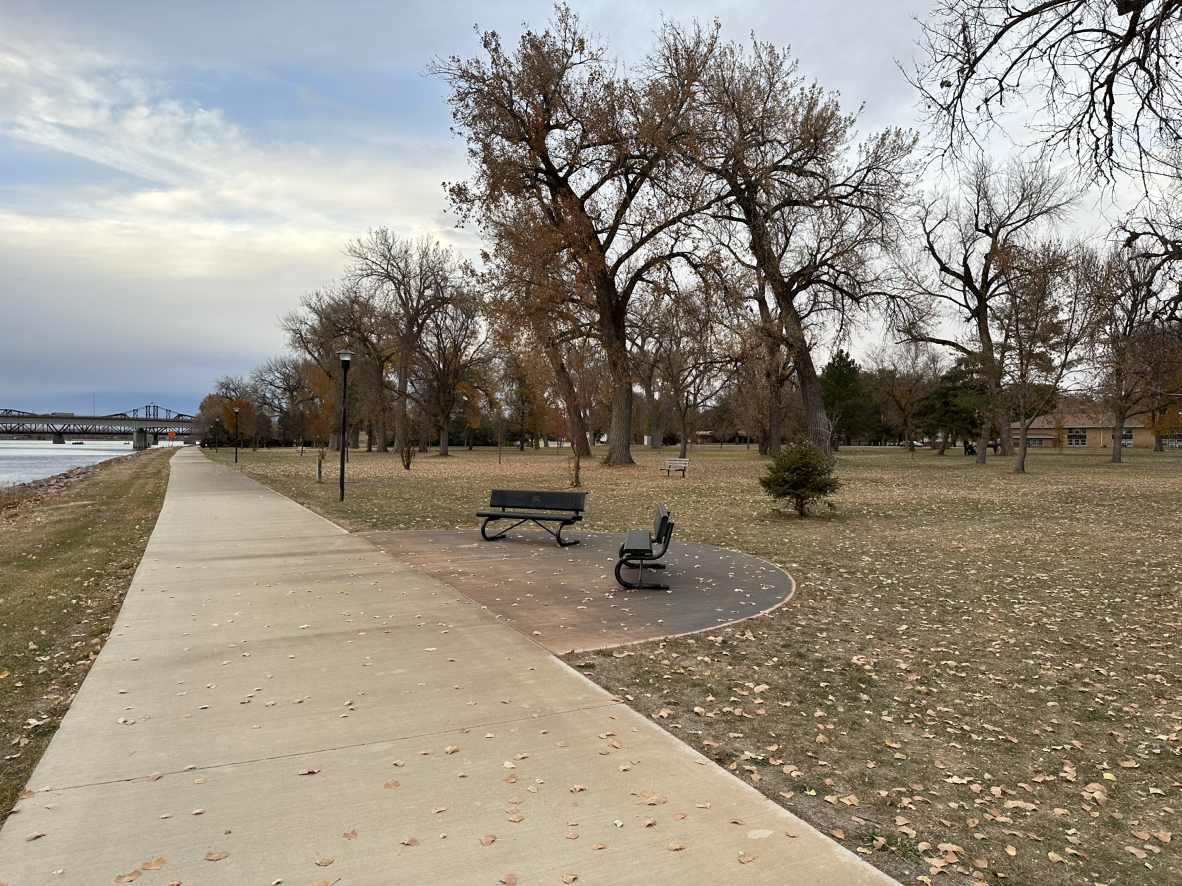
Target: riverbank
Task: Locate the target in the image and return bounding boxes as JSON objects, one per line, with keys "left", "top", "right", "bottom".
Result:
{"left": 0, "top": 447, "right": 174, "bottom": 823}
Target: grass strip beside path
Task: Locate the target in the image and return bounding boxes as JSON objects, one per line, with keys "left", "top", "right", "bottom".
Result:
{"left": 214, "top": 444, "right": 1182, "bottom": 885}
{"left": 0, "top": 448, "right": 173, "bottom": 824}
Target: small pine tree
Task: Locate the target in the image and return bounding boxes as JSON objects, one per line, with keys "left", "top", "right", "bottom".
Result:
{"left": 759, "top": 438, "right": 842, "bottom": 517}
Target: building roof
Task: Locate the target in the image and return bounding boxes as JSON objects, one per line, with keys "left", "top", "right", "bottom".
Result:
{"left": 1013, "top": 413, "right": 1147, "bottom": 432}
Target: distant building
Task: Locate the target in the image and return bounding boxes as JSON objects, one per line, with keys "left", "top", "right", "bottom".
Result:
{"left": 1012, "top": 413, "right": 1182, "bottom": 450}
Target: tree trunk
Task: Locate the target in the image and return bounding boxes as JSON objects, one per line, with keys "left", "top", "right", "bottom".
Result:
{"left": 677, "top": 407, "right": 690, "bottom": 459}
{"left": 937, "top": 432, "right": 950, "bottom": 456}
{"left": 767, "top": 392, "right": 783, "bottom": 455}
{"left": 606, "top": 372, "right": 635, "bottom": 466}
{"left": 365, "top": 420, "right": 373, "bottom": 452}
{"left": 1014, "top": 422, "right": 1029, "bottom": 473}
{"left": 1155, "top": 434, "right": 1164, "bottom": 452}
{"left": 439, "top": 413, "right": 451, "bottom": 457}
{"left": 1111, "top": 405, "right": 1127, "bottom": 463}
{"left": 998, "top": 408, "right": 1015, "bottom": 456}
{"left": 544, "top": 345, "right": 593, "bottom": 458}
{"left": 976, "top": 421, "right": 990, "bottom": 465}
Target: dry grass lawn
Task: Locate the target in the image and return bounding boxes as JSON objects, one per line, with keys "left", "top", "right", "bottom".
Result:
{"left": 212, "top": 443, "right": 1182, "bottom": 886}
{"left": 0, "top": 448, "right": 173, "bottom": 823}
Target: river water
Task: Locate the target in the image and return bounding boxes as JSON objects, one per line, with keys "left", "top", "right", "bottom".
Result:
{"left": 0, "top": 440, "right": 146, "bottom": 487}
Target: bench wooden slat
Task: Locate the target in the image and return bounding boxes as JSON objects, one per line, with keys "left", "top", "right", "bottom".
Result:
{"left": 489, "top": 489, "right": 587, "bottom": 513}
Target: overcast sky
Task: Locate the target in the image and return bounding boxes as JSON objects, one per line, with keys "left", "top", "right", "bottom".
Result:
{"left": 0, "top": 0, "right": 933, "bottom": 415}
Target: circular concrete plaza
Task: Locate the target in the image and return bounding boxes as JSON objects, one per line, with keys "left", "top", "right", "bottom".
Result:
{"left": 359, "top": 528, "right": 795, "bottom": 653}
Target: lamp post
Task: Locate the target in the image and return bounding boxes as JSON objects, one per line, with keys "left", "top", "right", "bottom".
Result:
{"left": 214, "top": 417, "right": 220, "bottom": 453}
{"left": 233, "top": 407, "right": 240, "bottom": 464}
{"left": 338, "top": 349, "right": 355, "bottom": 502}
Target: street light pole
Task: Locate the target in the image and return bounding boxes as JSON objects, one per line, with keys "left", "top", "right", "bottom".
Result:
{"left": 337, "top": 349, "right": 355, "bottom": 502}
{"left": 214, "top": 417, "right": 220, "bottom": 453}
{"left": 233, "top": 407, "right": 240, "bottom": 464}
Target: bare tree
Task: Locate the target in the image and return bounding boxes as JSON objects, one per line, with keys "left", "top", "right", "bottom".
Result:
{"left": 901, "top": 157, "right": 1079, "bottom": 463}
{"left": 998, "top": 240, "right": 1095, "bottom": 473}
{"left": 415, "top": 288, "right": 491, "bottom": 457}
{"left": 1085, "top": 244, "right": 1182, "bottom": 460}
{"left": 685, "top": 36, "right": 917, "bottom": 454}
{"left": 345, "top": 231, "right": 457, "bottom": 461}
{"left": 914, "top": 1, "right": 1182, "bottom": 186}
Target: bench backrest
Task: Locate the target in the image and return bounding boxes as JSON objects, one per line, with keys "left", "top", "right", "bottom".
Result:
{"left": 653, "top": 503, "right": 672, "bottom": 543}
{"left": 665, "top": 458, "right": 689, "bottom": 466}
{"left": 489, "top": 489, "right": 588, "bottom": 513}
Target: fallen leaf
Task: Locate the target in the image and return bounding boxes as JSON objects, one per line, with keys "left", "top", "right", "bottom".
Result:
{"left": 728, "top": 818, "right": 745, "bottom": 826}
{"left": 18, "top": 790, "right": 34, "bottom": 799}
{"left": 695, "top": 802, "right": 711, "bottom": 809}
{"left": 1005, "top": 846, "right": 1016, "bottom": 857}
{"left": 738, "top": 852, "right": 757, "bottom": 865}
{"left": 342, "top": 829, "right": 357, "bottom": 839}
{"left": 315, "top": 857, "right": 333, "bottom": 866}
{"left": 673, "top": 813, "right": 687, "bottom": 821}
{"left": 592, "top": 843, "right": 607, "bottom": 850}
{"left": 562, "top": 875, "right": 578, "bottom": 884}
{"left": 642, "top": 819, "right": 656, "bottom": 828}
{"left": 1048, "top": 851, "right": 1065, "bottom": 863}
{"left": 192, "top": 809, "right": 205, "bottom": 815}
{"left": 401, "top": 837, "right": 419, "bottom": 847}
{"left": 297, "top": 769, "right": 319, "bottom": 776}
{"left": 115, "top": 873, "right": 141, "bottom": 883}
{"left": 204, "top": 851, "right": 228, "bottom": 861}
{"left": 480, "top": 835, "right": 497, "bottom": 846}
{"left": 26, "top": 832, "right": 45, "bottom": 841}
{"left": 147, "top": 774, "right": 162, "bottom": 782}
{"left": 1154, "top": 831, "right": 1172, "bottom": 844}
{"left": 384, "top": 781, "right": 400, "bottom": 789}
{"left": 830, "top": 829, "right": 844, "bottom": 840}
{"left": 1125, "top": 846, "right": 1148, "bottom": 859}
{"left": 432, "top": 807, "right": 446, "bottom": 815}
{"left": 508, "top": 814, "right": 524, "bottom": 823}
{"left": 571, "top": 784, "right": 587, "bottom": 793}
{"left": 142, "top": 859, "right": 165, "bottom": 870}
{"left": 445, "top": 746, "right": 459, "bottom": 754}
{"left": 668, "top": 843, "right": 685, "bottom": 851}
{"left": 499, "top": 875, "right": 517, "bottom": 886}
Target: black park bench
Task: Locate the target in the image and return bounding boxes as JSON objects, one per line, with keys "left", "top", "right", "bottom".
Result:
{"left": 615, "top": 504, "right": 675, "bottom": 590}
{"left": 478, "top": 489, "right": 588, "bottom": 548}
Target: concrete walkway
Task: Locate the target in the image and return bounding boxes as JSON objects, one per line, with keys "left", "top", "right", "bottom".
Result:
{"left": 0, "top": 448, "right": 898, "bottom": 886}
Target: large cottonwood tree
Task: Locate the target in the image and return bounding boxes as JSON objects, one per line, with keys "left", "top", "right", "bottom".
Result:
{"left": 430, "top": 8, "right": 717, "bottom": 465}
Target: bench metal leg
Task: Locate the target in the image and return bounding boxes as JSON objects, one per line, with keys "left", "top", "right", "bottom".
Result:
{"left": 614, "top": 557, "right": 668, "bottom": 591}
{"left": 481, "top": 516, "right": 579, "bottom": 547}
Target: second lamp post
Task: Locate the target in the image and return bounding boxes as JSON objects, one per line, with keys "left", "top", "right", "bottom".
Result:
{"left": 338, "top": 349, "right": 354, "bottom": 502}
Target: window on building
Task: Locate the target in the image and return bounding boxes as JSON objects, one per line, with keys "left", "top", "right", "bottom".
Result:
{"left": 1067, "top": 428, "right": 1087, "bottom": 447}
{"left": 1164, "top": 432, "right": 1182, "bottom": 450}
{"left": 1027, "top": 437, "right": 1044, "bottom": 447}
{"left": 1122, "top": 427, "right": 1133, "bottom": 448}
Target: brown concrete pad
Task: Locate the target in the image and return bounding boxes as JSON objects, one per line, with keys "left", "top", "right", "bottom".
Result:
{"left": 357, "top": 530, "right": 794, "bottom": 653}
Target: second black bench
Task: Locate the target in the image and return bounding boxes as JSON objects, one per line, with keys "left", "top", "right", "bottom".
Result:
{"left": 615, "top": 504, "right": 675, "bottom": 590}
{"left": 478, "top": 489, "right": 588, "bottom": 547}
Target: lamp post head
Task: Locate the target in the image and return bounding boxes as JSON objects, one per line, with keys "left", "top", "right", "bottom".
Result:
{"left": 233, "top": 406, "right": 240, "bottom": 414}
{"left": 338, "top": 348, "right": 355, "bottom": 371}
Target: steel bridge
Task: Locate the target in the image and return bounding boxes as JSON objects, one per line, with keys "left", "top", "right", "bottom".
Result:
{"left": 0, "top": 403, "right": 196, "bottom": 449}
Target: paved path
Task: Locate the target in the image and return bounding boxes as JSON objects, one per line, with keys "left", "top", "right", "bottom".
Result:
{"left": 0, "top": 448, "right": 898, "bottom": 886}
{"left": 360, "top": 530, "right": 795, "bottom": 653}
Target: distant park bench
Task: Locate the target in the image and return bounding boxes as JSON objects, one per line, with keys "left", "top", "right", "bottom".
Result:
{"left": 663, "top": 457, "right": 689, "bottom": 477}
{"left": 478, "top": 489, "right": 588, "bottom": 548}
{"left": 615, "top": 504, "right": 675, "bottom": 591}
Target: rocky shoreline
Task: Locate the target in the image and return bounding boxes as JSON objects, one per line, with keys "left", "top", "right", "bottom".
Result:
{"left": 0, "top": 450, "right": 145, "bottom": 514}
